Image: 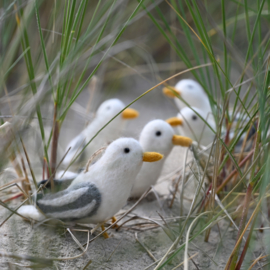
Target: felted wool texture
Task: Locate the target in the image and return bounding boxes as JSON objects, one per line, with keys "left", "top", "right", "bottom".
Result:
{"left": 63, "top": 99, "right": 130, "bottom": 169}
{"left": 68, "top": 138, "right": 144, "bottom": 224}
{"left": 130, "top": 120, "right": 178, "bottom": 198}
{"left": 19, "top": 138, "right": 146, "bottom": 224}
{"left": 177, "top": 107, "right": 216, "bottom": 147}
{"left": 173, "top": 79, "right": 211, "bottom": 113}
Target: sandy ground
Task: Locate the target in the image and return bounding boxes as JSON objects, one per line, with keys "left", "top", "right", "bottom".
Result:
{"left": 0, "top": 77, "right": 265, "bottom": 269}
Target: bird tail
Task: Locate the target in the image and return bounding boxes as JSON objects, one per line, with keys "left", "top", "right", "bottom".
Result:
{"left": 17, "top": 205, "right": 45, "bottom": 222}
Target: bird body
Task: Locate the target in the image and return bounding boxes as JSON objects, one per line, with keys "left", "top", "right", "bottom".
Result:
{"left": 62, "top": 99, "right": 138, "bottom": 169}
{"left": 163, "top": 79, "right": 256, "bottom": 150}
{"left": 163, "top": 80, "right": 216, "bottom": 147}
{"left": 19, "top": 138, "right": 163, "bottom": 224}
{"left": 178, "top": 107, "right": 216, "bottom": 147}
{"left": 166, "top": 107, "right": 216, "bottom": 147}
{"left": 130, "top": 120, "right": 192, "bottom": 198}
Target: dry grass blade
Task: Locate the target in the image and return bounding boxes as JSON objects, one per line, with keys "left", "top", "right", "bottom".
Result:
{"left": 172, "top": 252, "right": 198, "bottom": 270}
{"left": 224, "top": 197, "right": 262, "bottom": 270}
{"left": 20, "top": 157, "right": 31, "bottom": 198}
{"left": 0, "top": 252, "right": 54, "bottom": 268}
{"left": 184, "top": 212, "right": 209, "bottom": 270}
{"left": 0, "top": 198, "right": 30, "bottom": 226}
{"left": 144, "top": 250, "right": 177, "bottom": 270}
{"left": 135, "top": 232, "right": 157, "bottom": 261}
{"left": 235, "top": 209, "right": 259, "bottom": 270}
{"left": 169, "top": 174, "right": 181, "bottom": 208}
{"left": 180, "top": 147, "right": 189, "bottom": 216}
{"left": 19, "top": 136, "right": 38, "bottom": 189}
{"left": 50, "top": 103, "right": 59, "bottom": 180}
{"left": 106, "top": 239, "right": 124, "bottom": 262}
{"left": 67, "top": 228, "right": 91, "bottom": 259}
{"left": 247, "top": 254, "right": 270, "bottom": 270}
{"left": 84, "top": 145, "right": 107, "bottom": 173}
{"left": 54, "top": 229, "right": 90, "bottom": 261}
{"left": 216, "top": 149, "right": 254, "bottom": 193}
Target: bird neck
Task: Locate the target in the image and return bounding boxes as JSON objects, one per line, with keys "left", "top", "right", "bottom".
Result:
{"left": 83, "top": 115, "right": 122, "bottom": 140}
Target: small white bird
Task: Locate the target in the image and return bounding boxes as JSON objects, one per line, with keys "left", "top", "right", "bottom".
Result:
{"left": 130, "top": 120, "right": 192, "bottom": 198}
{"left": 18, "top": 138, "right": 163, "bottom": 236}
{"left": 163, "top": 79, "right": 256, "bottom": 150}
{"left": 163, "top": 79, "right": 211, "bottom": 113}
{"left": 166, "top": 107, "right": 216, "bottom": 147}
{"left": 62, "top": 99, "right": 139, "bottom": 169}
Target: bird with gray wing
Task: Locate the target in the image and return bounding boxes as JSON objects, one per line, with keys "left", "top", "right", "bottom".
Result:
{"left": 18, "top": 137, "right": 163, "bottom": 238}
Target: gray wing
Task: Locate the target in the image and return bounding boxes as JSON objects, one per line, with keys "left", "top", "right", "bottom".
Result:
{"left": 37, "top": 182, "right": 101, "bottom": 221}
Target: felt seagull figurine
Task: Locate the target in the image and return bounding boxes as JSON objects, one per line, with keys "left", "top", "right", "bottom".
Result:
{"left": 18, "top": 138, "right": 163, "bottom": 237}
{"left": 163, "top": 79, "right": 211, "bottom": 113}
{"left": 163, "top": 79, "right": 256, "bottom": 150}
{"left": 62, "top": 99, "right": 139, "bottom": 170}
{"left": 166, "top": 107, "right": 216, "bottom": 147}
{"left": 166, "top": 108, "right": 257, "bottom": 152}
{"left": 130, "top": 120, "right": 192, "bottom": 198}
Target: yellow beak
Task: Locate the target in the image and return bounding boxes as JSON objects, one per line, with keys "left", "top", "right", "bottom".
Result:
{"left": 172, "top": 135, "right": 193, "bottom": 147}
{"left": 121, "top": 108, "right": 139, "bottom": 119}
{"left": 166, "top": 117, "right": 183, "bottom": 127}
{"left": 162, "top": 86, "right": 180, "bottom": 98}
{"left": 142, "top": 152, "right": 163, "bottom": 162}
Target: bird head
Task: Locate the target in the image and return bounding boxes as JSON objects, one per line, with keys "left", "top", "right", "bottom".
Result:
{"left": 96, "top": 99, "right": 139, "bottom": 120}
{"left": 103, "top": 137, "right": 162, "bottom": 172}
{"left": 139, "top": 120, "right": 192, "bottom": 157}
{"left": 167, "top": 107, "right": 214, "bottom": 144}
{"left": 163, "top": 79, "right": 209, "bottom": 110}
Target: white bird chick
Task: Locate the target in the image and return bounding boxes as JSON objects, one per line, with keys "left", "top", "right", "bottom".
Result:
{"left": 163, "top": 79, "right": 211, "bottom": 113}
{"left": 130, "top": 120, "right": 192, "bottom": 198}
{"left": 62, "top": 99, "right": 139, "bottom": 169}
{"left": 166, "top": 107, "right": 216, "bottom": 147}
{"left": 18, "top": 138, "right": 162, "bottom": 236}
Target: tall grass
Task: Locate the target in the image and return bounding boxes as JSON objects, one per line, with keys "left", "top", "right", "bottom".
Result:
{"left": 145, "top": 1, "right": 270, "bottom": 269}
{"left": 0, "top": 0, "right": 270, "bottom": 269}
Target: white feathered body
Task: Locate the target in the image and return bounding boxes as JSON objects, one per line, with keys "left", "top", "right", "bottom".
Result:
{"left": 130, "top": 120, "right": 174, "bottom": 198}
{"left": 67, "top": 138, "right": 143, "bottom": 223}
{"left": 19, "top": 138, "right": 144, "bottom": 224}
{"left": 178, "top": 107, "right": 216, "bottom": 147}
{"left": 130, "top": 159, "right": 166, "bottom": 198}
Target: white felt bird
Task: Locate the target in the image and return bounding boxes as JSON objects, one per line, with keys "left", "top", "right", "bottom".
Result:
{"left": 130, "top": 120, "right": 192, "bottom": 198}
{"left": 18, "top": 138, "right": 163, "bottom": 235}
{"left": 163, "top": 79, "right": 211, "bottom": 113}
{"left": 163, "top": 79, "right": 256, "bottom": 150}
{"left": 166, "top": 107, "right": 216, "bottom": 147}
{"left": 62, "top": 99, "right": 139, "bottom": 169}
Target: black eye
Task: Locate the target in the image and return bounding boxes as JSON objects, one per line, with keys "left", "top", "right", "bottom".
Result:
{"left": 124, "top": 148, "right": 130, "bottom": 153}
{"left": 192, "top": 115, "right": 197, "bottom": 121}
{"left": 187, "top": 84, "right": 193, "bottom": 89}
{"left": 156, "top": 131, "right": 162, "bottom": 136}
{"left": 106, "top": 106, "right": 111, "bottom": 110}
